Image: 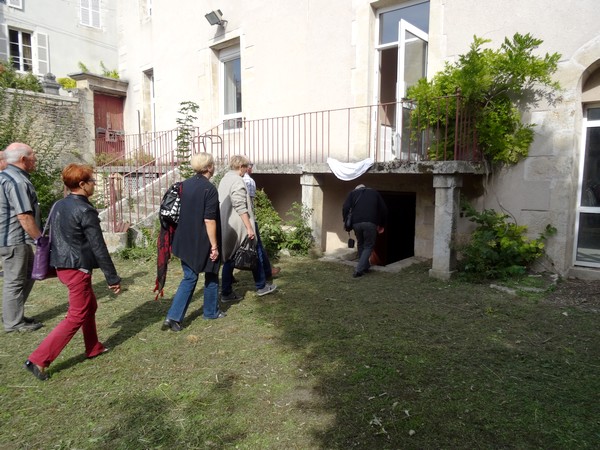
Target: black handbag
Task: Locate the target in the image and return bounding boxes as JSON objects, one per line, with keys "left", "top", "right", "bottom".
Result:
{"left": 31, "top": 204, "right": 57, "bottom": 280}
{"left": 233, "top": 236, "right": 259, "bottom": 271}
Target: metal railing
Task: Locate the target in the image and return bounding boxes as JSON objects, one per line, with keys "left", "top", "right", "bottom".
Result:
{"left": 94, "top": 97, "right": 479, "bottom": 231}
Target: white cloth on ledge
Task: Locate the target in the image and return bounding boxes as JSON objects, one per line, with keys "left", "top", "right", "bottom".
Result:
{"left": 326, "top": 157, "right": 374, "bottom": 181}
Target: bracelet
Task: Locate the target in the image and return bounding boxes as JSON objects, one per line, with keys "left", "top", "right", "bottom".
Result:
{"left": 211, "top": 246, "right": 218, "bottom": 250}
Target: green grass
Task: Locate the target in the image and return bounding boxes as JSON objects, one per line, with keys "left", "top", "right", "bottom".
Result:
{"left": 1, "top": 257, "right": 598, "bottom": 449}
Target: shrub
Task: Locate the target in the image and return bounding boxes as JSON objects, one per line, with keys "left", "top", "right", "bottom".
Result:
{"left": 458, "top": 201, "right": 556, "bottom": 281}
{"left": 0, "top": 60, "right": 43, "bottom": 92}
{"left": 282, "top": 202, "right": 314, "bottom": 255}
{"left": 254, "top": 189, "right": 286, "bottom": 258}
{"left": 57, "top": 77, "right": 77, "bottom": 90}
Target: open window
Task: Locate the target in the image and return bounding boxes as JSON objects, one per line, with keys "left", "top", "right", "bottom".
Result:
{"left": 376, "top": 1, "right": 429, "bottom": 160}
{"left": 220, "top": 46, "right": 242, "bottom": 130}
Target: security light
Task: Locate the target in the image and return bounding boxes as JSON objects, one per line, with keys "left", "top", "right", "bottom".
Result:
{"left": 205, "top": 10, "right": 226, "bottom": 26}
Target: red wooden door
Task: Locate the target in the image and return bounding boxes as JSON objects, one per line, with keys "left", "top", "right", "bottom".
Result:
{"left": 94, "top": 93, "right": 125, "bottom": 158}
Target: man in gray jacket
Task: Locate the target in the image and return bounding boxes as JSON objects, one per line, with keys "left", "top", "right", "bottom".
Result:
{"left": 0, "top": 143, "right": 44, "bottom": 332}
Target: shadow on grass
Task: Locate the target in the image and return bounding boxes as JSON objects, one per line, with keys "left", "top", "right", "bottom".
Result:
{"left": 246, "top": 259, "right": 600, "bottom": 449}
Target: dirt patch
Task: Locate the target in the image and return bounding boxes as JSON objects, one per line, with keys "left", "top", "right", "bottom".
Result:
{"left": 543, "top": 278, "right": 600, "bottom": 312}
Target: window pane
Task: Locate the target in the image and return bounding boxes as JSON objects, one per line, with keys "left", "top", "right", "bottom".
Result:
{"left": 588, "top": 108, "right": 600, "bottom": 121}
{"left": 224, "top": 58, "right": 242, "bottom": 115}
{"left": 581, "top": 126, "right": 600, "bottom": 206}
{"left": 576, "top": 213, "right": 600, "bottom": 264}
{"left": 380, "top": 1, "right": 430, "bottom": 44}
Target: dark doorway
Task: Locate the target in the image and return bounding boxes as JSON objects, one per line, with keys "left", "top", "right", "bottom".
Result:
{"left": 371, "top": 191, "right": 416, "bottom": 266}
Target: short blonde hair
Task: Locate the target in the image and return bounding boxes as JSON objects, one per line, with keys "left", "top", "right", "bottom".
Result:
{"left": 190, "top": 152, "right": 214, "bottom": 173}
{"left": 229, "top": 155, "right": 250, "bottom": 170}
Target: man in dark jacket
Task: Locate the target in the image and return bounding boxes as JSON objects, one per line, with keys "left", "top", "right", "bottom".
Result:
{"left": 342, "top": 184, "right": 388, "bottom": 277}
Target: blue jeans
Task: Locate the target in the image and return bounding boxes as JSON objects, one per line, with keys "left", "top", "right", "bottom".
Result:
{"left": 167, "top": 261, "right": 219, "bottom": 321}
{"left": 255, "top": 221, "right": 272, "bottom": 278}
{"left": 353, "top": 222, "right": 377, "bottom": 274}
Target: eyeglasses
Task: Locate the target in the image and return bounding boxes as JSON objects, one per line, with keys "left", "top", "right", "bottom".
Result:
{"left": 86, "top": 179, "right": 96, "bottom": 184}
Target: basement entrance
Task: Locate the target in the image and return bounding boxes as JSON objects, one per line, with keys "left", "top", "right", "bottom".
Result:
{"left": 370, "top": 191, "right": 416, "bottom": 266}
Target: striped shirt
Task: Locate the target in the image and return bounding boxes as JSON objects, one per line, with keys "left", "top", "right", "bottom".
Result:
{"left": 0, "top": 165, "right": 41, "bottom": 246}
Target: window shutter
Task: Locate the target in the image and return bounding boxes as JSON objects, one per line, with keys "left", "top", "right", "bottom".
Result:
{"left": 35, "top": 33, "right": 49, "bottom": 75}
{"left": 7, "top": 0, "right": 23, "bottom": 10}
{"left": 91, "top": 0, "right": 101, "bottom": 28}
{"left": 0, "top": 25, "right": 8, "bottom": 63}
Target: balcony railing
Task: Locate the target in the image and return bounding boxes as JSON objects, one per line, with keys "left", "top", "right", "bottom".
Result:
{"left": 94, "top": 97, "right": 479, "bottom": 231}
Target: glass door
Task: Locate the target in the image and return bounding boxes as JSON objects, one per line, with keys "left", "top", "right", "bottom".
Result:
{"left": 396, "top": 20, "right": 428, "bottom": 160}
{"left": 575, "top": 106, "right": 600, "bottom": 267}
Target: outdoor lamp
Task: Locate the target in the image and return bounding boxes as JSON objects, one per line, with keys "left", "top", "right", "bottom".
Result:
{"left": 205, "top": 10, "right": 226, "bottom": 26}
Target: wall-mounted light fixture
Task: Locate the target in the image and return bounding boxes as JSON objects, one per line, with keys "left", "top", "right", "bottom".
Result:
{"left": 205, "top": 9, "right": 226, "bottom": 26}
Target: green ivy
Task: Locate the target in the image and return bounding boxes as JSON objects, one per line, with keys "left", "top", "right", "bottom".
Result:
{"left": 407, "top": 33, "right": 561, "bottom": 165}
{"left": 458, "top": 201, "right": 556, "bottom": 281}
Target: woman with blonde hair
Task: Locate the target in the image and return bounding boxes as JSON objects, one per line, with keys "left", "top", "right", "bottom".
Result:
{"left": 161, "top": 152, "right": 224, "bottom": 331}
{"left": 218, "top": 155, "right": 276, "bottom": 300}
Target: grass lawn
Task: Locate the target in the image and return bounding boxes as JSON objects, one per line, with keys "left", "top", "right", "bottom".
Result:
{"left": 1, "top": 255, "right": 598, "bottom": 449}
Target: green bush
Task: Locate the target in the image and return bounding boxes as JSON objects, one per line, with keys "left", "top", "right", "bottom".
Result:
{"left": 282, "top": 201, "right": 314, "bottom": 255}
{"left": 254, "top": 189, "right": 286, "bottom": 258}
{"left": 0, "top": 60, "right": 42, "bottom": 92}
{"left": 458, "top": 201, "right": 556, "bottom": 281}
{"left": 57, "top": 77, "right": 77, "bottom": 90}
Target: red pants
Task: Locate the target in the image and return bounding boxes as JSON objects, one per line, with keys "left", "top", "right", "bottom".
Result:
{"left": 28, "top": 269, "right": 105, "bottom": 368}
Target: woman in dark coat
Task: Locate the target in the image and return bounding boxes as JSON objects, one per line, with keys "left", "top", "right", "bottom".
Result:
{"left": 162, "top": 152, "right": 223, "bottom": 331}
{"left": 24, "top": 164, "right": 121, "bottom": 381}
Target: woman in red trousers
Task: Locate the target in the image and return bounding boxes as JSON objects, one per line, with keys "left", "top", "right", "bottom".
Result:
{"left": 24, "top": 164, "right": 121, "bottom": 381}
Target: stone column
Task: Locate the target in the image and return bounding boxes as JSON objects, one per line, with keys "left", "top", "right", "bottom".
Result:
{"left": 300, "top": 174, "right": 324, "bottom": 250}
{"left": 429, "top": 174, "right": 463, "bottom": 280}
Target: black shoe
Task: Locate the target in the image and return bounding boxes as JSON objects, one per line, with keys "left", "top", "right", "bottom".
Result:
{"left": 161, "top": 318, "right": 182, "bottom": 332}
{"left": 352, "top": 271, "right": 364, "bottom": 278}
{"left": 14, "top": 322, "right": 43, "bottom": 332}
{"left": 24, "top": 360, "right": 49, "bottom": 381}
{"left": 23, "top": 316, "right": 36, "bottom": 324}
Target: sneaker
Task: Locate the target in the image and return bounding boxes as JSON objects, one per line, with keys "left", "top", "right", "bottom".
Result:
{"left": 256, "top": 284, "right": 277, "bottom": 297}
{"left": 161, "top": 318, "right": 182, "bottom": 332}
{"left": 352, "top": 271, "right": 364, "bottom": 278}
{"left": 203, "top": 311, "right": 227, "bottom": 320}
{"left": 221, "top": 291, "right": 241, "bottom": 302}
{"left": 24, "top": 360, "right": 49, "bottom": 381}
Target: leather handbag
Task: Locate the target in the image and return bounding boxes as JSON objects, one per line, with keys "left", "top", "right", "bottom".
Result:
{"left": 31, "top": 204, "right": 57, "bottom": 280}
{"left": 233, "top": 235, "right": 258, "bottom": 271}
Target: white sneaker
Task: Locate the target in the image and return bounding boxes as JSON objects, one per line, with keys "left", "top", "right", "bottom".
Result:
{"left": 256, "top": 284, "right": 277, "bottom": 297}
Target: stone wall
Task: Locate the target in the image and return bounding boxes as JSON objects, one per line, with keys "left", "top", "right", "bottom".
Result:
{"left": 0, "top": 88, "right": 93, "bottom": 165}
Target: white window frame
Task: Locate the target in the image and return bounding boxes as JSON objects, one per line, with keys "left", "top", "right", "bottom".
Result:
{"left": 8, "top": 27, "right": 33, "bottom": 72}
{"left": 80, "top": 0, "right": 101, "bottom": 29}
{"left": 220, "top": 46, "right": 243, "bottom": 131}
{"left": 573, "top": 105, "right": 600, "bottom": 268}
{"left": 7, "top": 0, "right": 23, "bottom": 10}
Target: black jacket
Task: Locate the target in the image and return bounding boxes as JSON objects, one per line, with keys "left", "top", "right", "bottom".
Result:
{"left": 49, "top": 194, "right": 121, "bottom": 285}
{"left": 342, "top": 187, "right": 388, "bottom": 227}
{"left": 172, "top": 174, "right": 221, "bottom": 274}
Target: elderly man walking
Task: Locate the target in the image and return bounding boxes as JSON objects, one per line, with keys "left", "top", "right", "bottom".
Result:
{"left": 342, "top": 184, "right": 388, "bottom": 278}
{"left": 0, "top": 143, "right": 44, "bottom": 332}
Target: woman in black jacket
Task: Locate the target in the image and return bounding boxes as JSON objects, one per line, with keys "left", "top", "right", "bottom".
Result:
{"left": 24, "top": 164, "right": 121, "bottom": 381}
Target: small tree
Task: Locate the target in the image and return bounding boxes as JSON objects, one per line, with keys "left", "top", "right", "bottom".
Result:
{"left": 408, "top": 33, "right": 561, "bottom": 164}
{"left": 175, "top": 101, "right": 199, "bottom": 179}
